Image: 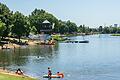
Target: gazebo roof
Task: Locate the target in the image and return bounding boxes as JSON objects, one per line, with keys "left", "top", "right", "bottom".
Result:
{"left": 43, "top": 20, "right": 50, "bottom": 24}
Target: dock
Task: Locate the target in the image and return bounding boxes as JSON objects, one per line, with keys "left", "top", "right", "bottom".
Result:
{"left": 65, "top": 40, "right": 89, "bottom": 43}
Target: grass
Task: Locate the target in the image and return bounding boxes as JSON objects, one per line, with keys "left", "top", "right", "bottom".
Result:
{"left": 0, "top": 73, "right": 37, "bottom": 80}
{"left": 52, "top": 34, "right": 64, "bottom": 41}
{"left": 111, "top": 34, "right": 120, "bottom": 36}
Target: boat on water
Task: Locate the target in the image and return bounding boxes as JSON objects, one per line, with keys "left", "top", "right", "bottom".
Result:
{"left": 79, "top": 40, "right": 89, "bottom": 43}
{"left": 43, "top": 74, "right": 62, "bottom": 78}
{"left": 65, "top": 40, "right": 89, "bottom": 43}
{"left": 63, "top": 34, "right": 89, "bottom": 43}
{"left": 40, "top": 42, "right": 55, "bottom": 45}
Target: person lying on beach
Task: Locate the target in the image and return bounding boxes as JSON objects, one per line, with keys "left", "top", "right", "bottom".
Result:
{"left": 15, "top": 68, "right": 23, "bottom": 75}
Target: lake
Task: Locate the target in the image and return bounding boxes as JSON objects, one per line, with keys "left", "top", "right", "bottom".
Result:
{"left": 0, "top": 34, "right": 120, "bottom": 80}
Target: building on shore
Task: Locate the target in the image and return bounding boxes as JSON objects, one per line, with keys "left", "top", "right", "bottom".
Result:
{"left": 39, "top": 20, "right": 53, "bottom": 41}
{"left": 28, "top": 20, "right": 55, "bottom": 44}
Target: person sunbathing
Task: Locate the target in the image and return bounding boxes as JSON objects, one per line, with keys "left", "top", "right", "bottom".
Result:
{"left": 15, "top": 68, "right": 23, "bottom": 75}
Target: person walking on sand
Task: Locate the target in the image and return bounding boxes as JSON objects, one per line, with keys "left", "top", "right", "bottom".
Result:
{"left": 48, "top": 67, "right": 52, "bottom": 78}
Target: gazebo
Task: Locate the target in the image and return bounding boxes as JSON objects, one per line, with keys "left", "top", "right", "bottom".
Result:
{"left": 39, "top": 20, "right": 53, "bottom": 41}
{"left": 40, "top": 20, "right": 52, "bottom": 33}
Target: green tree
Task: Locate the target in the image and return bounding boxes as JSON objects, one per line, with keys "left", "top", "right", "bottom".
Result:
{"left": 12, "top": 11, "right": 27, "bottom": 42}
{"left": 78, "top": 25, "right": 83, "bottom": 33}
{"left": 111, "top": 27, "right": 117, "bottom": 33}
{"left": 58, "top": 20, "right": 68, "bottom": 34}
{"left": 103, "top": 27, "right": 110, "bottom": 34}
{"left": 78, "top": 25, "right": 92, "bottom": 34}
{"left": 24, "top": 16, "right": 31, "bottom": 36}
{"left": 117, "top": 27, "right": 120, "bottom": 33}
{"left": 85, "top": 27, "right": 90, "bottom": 34}
{"left": 29, "top": 9, "right": 59, "bottom": 34}
{"left": 98, "top": 26, "right": 103, "bottom": 33}
{"left": 79, "top": 25, "right": 86, "bottom": 33}
{"left": 30, "top": 26, "right": 37, "bottom": 34}
{"left": 0, "top": 20, "right": 6, "bottom": 39}
{"left": 0, "top": 3, "right": 13, "bottom": 38}
{"left": 66, "top": 20, "right": 77, "bottom": 33}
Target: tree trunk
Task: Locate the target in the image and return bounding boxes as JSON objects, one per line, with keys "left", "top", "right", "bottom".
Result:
{"left": 1, "top": 36, "right": 4, "bottom": 40}
{"left": 19, "top": 36, "right": 21, "bottom": 43}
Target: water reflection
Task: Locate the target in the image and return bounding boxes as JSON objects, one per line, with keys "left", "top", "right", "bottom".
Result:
{"left": 0, "top": 44, "right": 59, "bottom": 69}
{"left": 28, "top": 44, "right": 59, "bottom": 60}
{"left": 13, "top": 48, "right": 29, "bottom": 66}
{"left": 0, "top": 50, "right": 10, "bottom": 69}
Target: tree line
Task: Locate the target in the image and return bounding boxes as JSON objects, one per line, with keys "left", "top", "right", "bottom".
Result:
{"left": 0, "top": 3, "right": 78, "bottom": 40}
{"left": 0, "top": 3, "right": 120, "bottom": 41}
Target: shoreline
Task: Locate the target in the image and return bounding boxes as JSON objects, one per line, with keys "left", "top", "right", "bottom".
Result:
{"left": 0, "top": 68, "right": 37, "bottom": 80}
{"left": 0, "top": 43, "right": 20, "bottom": 49}
{"left": 110, "top": 34, "right": 120, "bottom": 36}
{"left": 0, "top": 41, "right": 38, "bottom": 50}
{"left": 0, "top": 33, "right": 95, "bottom": 50}
{"left": 0, "top": 36, "right": 57, "bottom": 49}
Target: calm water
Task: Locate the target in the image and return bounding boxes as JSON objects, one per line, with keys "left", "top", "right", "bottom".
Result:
{"left": 0, "top": 34, "right": 120, "bottom": 80}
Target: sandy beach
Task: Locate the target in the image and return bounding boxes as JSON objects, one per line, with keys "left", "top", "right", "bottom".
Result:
{"left": 0, "top": 68, "right": 24, "bottom": 77}
{"left": 0, "top": 40, "right": 39, "bottom": 50}
{"left": 0, "top": 43, "right": 20, "bottom": 49}
{"left": 0, "top": 68, "right": 36, "bottom": 80}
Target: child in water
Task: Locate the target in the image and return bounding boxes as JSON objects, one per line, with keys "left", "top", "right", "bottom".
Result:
{"left": 57, "top": 72, "right": 64, "bottom": 78}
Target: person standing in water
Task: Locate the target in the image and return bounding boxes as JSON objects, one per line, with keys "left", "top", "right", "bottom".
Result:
{"left": 48, "top": 67, "right": 52, "bottom": 78}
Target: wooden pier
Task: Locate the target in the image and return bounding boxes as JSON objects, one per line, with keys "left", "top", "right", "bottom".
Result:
{"left": 65, "top": 40, "right": 89, "bottom": 43}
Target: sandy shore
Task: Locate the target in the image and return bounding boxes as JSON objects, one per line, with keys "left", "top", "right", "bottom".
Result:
{"left": 27, "top": 41, "right": 39, "bottom": 45}
{"left": 0, "top": 68, "right": 36, "bottom": 79}
{"left": 0, "top": 68, "right": 24, "bottom": 77}
{"left": 0, "top": 41, "right": 38, "bottom": 50}
{"left": 0, "top": 39, "right": 55, "bottom": 50}
{"left": 0, "top": 43, "right": 20, "bottom": 49}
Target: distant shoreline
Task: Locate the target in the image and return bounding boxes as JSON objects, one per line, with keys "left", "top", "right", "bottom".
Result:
{"left": 0, "top": 33, "right": 114, "bottom": 50}
{"left": 110, "top": 34, "right": 120, "bottom": 36}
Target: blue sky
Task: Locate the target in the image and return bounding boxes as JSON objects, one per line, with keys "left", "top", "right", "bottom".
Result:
{"left": 0, "top": 0, "right": 120, "bottom": 27}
